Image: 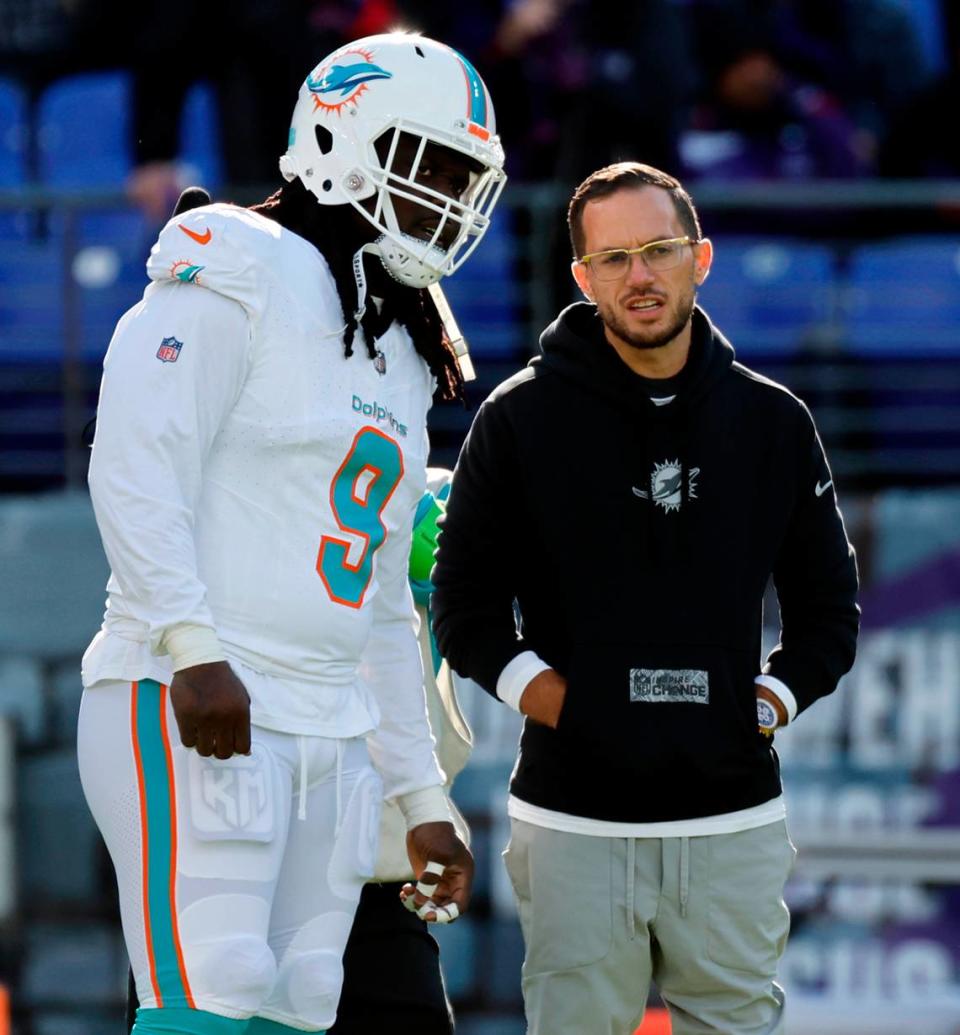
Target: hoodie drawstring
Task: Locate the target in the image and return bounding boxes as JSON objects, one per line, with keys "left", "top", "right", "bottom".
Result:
{"left": 679, "top": 836, "right": 690, "bottom": 918}
{"left": 626, "top": 837, "right": 636, "bottom": 940}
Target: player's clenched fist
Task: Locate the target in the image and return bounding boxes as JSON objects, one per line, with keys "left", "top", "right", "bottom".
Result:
{"left": 170, "top": 660, "right": 251, "bottom": 759}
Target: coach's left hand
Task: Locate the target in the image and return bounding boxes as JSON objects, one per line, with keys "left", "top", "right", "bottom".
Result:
{"left": 400, "top": 822, "right": 474, "bottom": 923}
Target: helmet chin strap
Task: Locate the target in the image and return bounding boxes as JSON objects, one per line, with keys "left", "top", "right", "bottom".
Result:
{"left": 351, "top": 231, "right": 445, "bottom": 329}
{"left": 350, "top": 242, "right": 383, "bottom": 324}
{"left": 374, "top": 232, "right": 447, "bottom": 289}
{"left": 351, "top": 238, "right": 476, "bottom": 383}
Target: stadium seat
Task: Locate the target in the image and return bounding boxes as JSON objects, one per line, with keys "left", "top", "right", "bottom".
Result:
{"left": 902, "top": 0, "right": 947, "bottom": 75}
{"left": 37, "top": 72, "right": 133, "bottom": 188}
{"left": 442, "top": 209, "right": 521, "bottom": 358}
{"left": 0, "top": 240, "right": 63, "bottom": 360}
{"left": 844, "top": 237, "right": 960, "bottom": 355}
{"left": 697, "top": 237, "right": 837, "bottom": 354}
{"left": 61, "top": 202, "right": 151, "bottom": 359}
{"left": 0, "top": 229, "right": 145, "bottom": 363}
{"left": 0, "top": 77, "right": 27, "bottom": 187}
{"left": 0, "top": 493, "right": 109, "bottom": 657}
{"left": 179, "top": 81, "right": 224, "bottom": 189}
{"left": 18, "top": 749, "right": 104, "bottom": 906}
{"left": 0, "top": 658, "right": 45, "bottom": 744}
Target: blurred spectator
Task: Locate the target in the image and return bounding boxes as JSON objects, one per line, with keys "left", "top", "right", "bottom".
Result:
{"left": 405, "top": 0, "right": 691, "bottom": 183}
{"left": 680, "top": 11, "right": 870, "bottom": 181}
{"left": 553, "top": 0, "right": 692, "bottom": 182}
{"left": 766, "top": 0, "right": 931, "bottom": 159}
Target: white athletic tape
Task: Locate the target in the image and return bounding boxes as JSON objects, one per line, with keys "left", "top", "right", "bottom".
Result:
{"left": 434, "top": 902, "right": 459, "bottom": 924}
{"left": 416, "top": 899, "right": 438, "bottom": 920}
{"left": 424, "top": 860, "right": 446, "bottom": 876}
{"left": 402, "top": 892, "right": 419, "bottom": 913}
{"left": 415, "top": 898, "right": 460, "bottom": 924}
{"left": 416, "top": 879, "right": 438, "bottom": 896}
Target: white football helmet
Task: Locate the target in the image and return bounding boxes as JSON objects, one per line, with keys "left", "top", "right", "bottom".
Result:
{"left": 280, "top": 32, "right": 506, "bottom": 287}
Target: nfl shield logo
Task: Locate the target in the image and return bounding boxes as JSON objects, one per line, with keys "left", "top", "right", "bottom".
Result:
{"left": 157, "top": 336, "right": 183, "bottom": 363}
{"left": 374, "top": 350, "right": 387, "bottom": 375}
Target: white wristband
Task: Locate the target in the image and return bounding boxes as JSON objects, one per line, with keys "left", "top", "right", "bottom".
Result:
{"left": 497, "top": 651, "right": 551, "bottom": 713}
{"left": 395, "top": 785, "right": 454, "bottom": 830}
{"left": 160, "top": 623, "right": 227, "bottom": 672}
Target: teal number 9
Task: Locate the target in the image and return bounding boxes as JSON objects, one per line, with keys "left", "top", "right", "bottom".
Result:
{"left": 317, "top": 426, "right": 404, "bottom": 608}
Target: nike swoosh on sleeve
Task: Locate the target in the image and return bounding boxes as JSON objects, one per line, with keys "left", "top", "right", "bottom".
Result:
{"left": 815, "top": 479, "right": 833, "bottom": 497}
{"left": 178, "top": 225, "right": 212, "bottom": 245}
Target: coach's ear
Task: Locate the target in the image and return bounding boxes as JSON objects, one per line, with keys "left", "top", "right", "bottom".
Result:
{"left": 694, "top": 237, "right": 713, "bottom": 287}
{"left": 172, "top": 186, "right": 212, "bottom": 218}
{"left": 571, "top": 258, "right": 594, "bottom": 301}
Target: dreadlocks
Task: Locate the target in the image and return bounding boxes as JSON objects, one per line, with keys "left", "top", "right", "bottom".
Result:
{"left": 250, "top": 178, "right": 465, "bottom": 403}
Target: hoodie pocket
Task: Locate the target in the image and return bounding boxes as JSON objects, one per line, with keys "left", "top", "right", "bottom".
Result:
{"left": 555, "top": 641, "right": 770, "bottom": 814}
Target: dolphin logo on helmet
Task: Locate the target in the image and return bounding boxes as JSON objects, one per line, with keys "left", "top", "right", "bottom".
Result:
{"left": 307, "top": 61, "right": 393, "bottom": 99}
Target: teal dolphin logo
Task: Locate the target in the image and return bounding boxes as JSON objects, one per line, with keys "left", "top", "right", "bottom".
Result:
{"left": 308, "top": 62, "right": 392, "bottom": 97}
{"left": 307, "top": 58, "right": 392, "bottom": 111}
{"left": 171, "top": 261, "right": 204, "bottom": 284}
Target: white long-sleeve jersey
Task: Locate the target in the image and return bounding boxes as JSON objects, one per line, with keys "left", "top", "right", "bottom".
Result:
{"left": 83, "top": 203, "right": 444, "bottom": 800}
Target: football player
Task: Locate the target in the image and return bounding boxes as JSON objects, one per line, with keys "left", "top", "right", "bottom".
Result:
{"left": 80, "top": 32, "right": 504, "bottom": 1035}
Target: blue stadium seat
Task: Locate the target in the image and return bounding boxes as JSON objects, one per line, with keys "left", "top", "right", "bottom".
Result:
{"left": 0, "top": 493, "right": 109, "bottom": 656}
{"left": 902, "top": 0, "right": 947, "bottom": 75}
{"left": 0, "top": 210, "right": 33, "bottom": 243}
{"left": 37, "top": 72, "right": 133, "bottom": 188}
{"left": 68, "top": 210, "right": 149, "bottom": 360}
{"left": 0, "top": 77, "right": 27, "bottom": 187}
{"left": 697, "top": 236, "right": 837, "bottom": 354}
{"left": 0, "top": 230, "right": 145, "bottom": 362}
{"left": 845, "top": 237, "right": 960, "bottom": 355}
{"left": 0, "top": 240, "right": 63, "bottom": 360}
{"left": 180, "top": 81, "right": 224, "bottom": 189}
{"left": 442, "top": 209, "right": 521, "bottom": 358}
{"left": 18, "top": 751, "right": 105, "bottom": 905}
{"left": 0, "top": 658, "right": 45, "bottom": 744}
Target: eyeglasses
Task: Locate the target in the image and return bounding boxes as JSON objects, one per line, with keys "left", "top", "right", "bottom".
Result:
{"left": 579, "top": 237, "right": 698, "bottom": 282}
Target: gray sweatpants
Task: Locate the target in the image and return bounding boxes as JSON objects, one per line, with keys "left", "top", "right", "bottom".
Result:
{"left": 503, "top": 818, "right": 796, "bottom": 1035}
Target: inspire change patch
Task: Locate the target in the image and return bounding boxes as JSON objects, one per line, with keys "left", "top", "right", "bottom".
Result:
{"left": 630, "top": 669, "right": 709, "bottom": 704}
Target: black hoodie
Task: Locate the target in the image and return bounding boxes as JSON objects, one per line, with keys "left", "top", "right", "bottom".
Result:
{"left": 432, "top": 303, "right": 859, "bottom": 822}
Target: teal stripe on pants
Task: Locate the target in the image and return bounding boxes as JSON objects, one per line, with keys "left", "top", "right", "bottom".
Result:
{"left": 136, "top": 679, "right": 191, "bottom": 1006}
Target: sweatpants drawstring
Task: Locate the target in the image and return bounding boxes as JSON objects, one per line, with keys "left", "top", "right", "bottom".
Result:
{"left": 626, "top": 838, "right": 636, "bottom": 940}
{"left": 334, "top": 739, "right": 344, "bottom": 838}
{"left": 679, "top": 836, "right": 690, "bottom": 918}
{"left": 297, "top": 736, "right": 308, "bottom": 822}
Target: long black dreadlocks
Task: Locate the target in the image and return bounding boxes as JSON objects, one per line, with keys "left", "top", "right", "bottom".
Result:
{"left": 250, "top": 177, "right": 465, "bottom": 403}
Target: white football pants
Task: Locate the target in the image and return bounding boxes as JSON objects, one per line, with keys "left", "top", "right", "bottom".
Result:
{"left": 78, "top": 679, "right": 382, "bottom": 1031}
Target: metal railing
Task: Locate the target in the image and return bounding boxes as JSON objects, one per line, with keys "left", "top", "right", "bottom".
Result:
{"left": 2, "top": 181, "right": 960, "bottom": 491}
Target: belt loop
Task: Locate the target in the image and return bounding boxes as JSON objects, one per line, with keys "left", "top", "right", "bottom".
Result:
{"left": 679, "top": 836, "right": 690, "bottom": 918}
{"left": 626, "top": 837, "right": 636, "bottom": 940}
